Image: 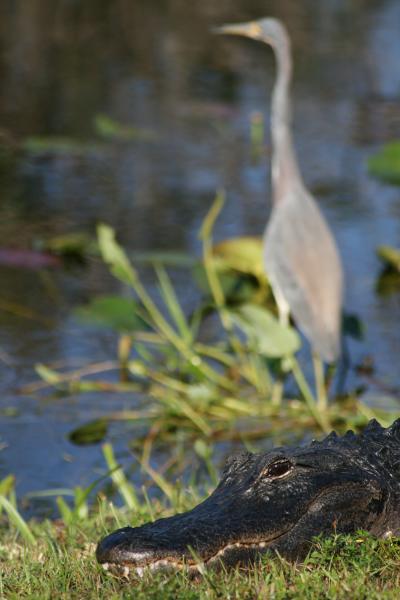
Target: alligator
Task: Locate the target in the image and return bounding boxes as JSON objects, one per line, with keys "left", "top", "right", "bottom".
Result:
{"left": 96, "top": 418, "right": 400, "bottom": 576}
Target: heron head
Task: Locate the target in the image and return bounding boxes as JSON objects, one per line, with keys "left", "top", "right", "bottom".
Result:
{"left": 213, "top": 17, "right": 289, "bottom": 50}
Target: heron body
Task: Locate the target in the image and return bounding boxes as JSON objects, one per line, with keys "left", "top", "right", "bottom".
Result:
{"left": 216, "top": 19, "right": 343, "bottom": 363}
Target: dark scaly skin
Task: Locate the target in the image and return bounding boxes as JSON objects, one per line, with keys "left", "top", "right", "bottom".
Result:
{"left": 96, "top": 419, "right": 400, "bottom": 576}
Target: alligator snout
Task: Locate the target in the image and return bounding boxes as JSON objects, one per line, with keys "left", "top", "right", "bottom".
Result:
{"left": 96, "top": 522, "right": 196, "bottom": 575}
{"left": 96, "top": 520, "right": 274, "bottom": 577}
{"left": 96, "top": 526, "right": 155, "bottom": 568}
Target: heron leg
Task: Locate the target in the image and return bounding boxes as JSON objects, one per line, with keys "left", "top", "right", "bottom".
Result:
{"left": 313, "top": 352, "right": 328, "bottom": 411}
{"left": 273, "top": 285, "right": 290, "bottom": 327}
{"left": 270, "top": 286, "right": 290, "bottom": 406}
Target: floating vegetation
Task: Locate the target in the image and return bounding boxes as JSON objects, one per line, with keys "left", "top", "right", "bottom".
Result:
{"left": 28, "top": 193, "right": 394, "bottom": 444}
{"left": 377, "top": 245, "right": 400, "bottom": 273}
{"left": 375, "top": 245, "right": 400, "bottom": 296}
{"left": 368, "top": 141, "right": 400, "bottom": 185}
{"left": 75, "top": 295, "right": 148, "bottom": 333}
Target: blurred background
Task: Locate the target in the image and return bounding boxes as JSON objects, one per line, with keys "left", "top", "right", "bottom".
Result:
{"left": 0, "top": 0, "right": 399, "bottom": 515}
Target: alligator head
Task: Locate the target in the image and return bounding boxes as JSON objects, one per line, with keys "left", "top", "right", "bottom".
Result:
{"left": 96, "top": 419, "right": 400, "bottom": 576}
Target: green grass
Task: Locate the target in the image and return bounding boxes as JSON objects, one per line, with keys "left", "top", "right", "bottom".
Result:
{"left": 2, "top": 461, "right": 399, "bottom": 598}
{"left": 1, "top": 504, "right": 400, "bottom": 599}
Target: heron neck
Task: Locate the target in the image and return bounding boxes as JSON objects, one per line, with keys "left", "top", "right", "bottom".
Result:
{"left": 270, "top": 46, "right": 301, "bottom": 199}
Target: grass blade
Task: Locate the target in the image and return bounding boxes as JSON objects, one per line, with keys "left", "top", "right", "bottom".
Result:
{"left": 0, "top": 495, "right": 35, "bottom": 545}
{"left": 155, "top": 263, "right": 192, "bottom": 345}
{"left": 102, "top": 443, "right": 140, "bottom": 511}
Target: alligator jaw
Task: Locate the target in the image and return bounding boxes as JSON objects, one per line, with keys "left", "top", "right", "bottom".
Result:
{"left": 97, "top": 533, "right": 284, "bottom": 578}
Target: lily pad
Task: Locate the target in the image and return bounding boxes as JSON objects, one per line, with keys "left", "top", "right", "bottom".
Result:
{"left": 376, "top": 245, "right": 400, "bottom": 272}
{"left": 229, "top": 303, "right": 300, "bottom": 357}
{"left": 368, "top": 141, "right": 400, "bottom": 185}
{"left": 69, "top": 419, "right": 108, "bottom": 445}
{"left": 43, "top": 232, "right": 97, "bottom": 260}
{"left": 75, "top": 295, "right": 146, "bottom": 332}
{"left": 375, "top": 270, "right": 400, "bottom": 296}
{"left": 194, "top": 236, "right": 269, "bottom": 303}
{"left": 212, "top": 236, "right": 266, "bottom": 281}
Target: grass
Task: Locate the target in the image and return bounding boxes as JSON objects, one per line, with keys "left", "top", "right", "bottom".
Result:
{"left": 1, "top": 502, "right": 400, "bottom": 599}
{"left": 1, "top": 456, "right": 400, "bottom": 599}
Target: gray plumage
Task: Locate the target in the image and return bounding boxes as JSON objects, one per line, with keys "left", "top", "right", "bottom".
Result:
{"left": 217, "top": 18, "right": 343, "bottom": 362}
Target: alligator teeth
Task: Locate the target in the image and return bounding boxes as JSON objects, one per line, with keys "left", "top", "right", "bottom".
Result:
{"left": 122, "top": 566, "right": 130, "bottom": 578}
{"left": 101, "top": 540, "right": 272, "bottom": 576}
{"left": 383, "top": 530, "right": 393, "bottom": 539}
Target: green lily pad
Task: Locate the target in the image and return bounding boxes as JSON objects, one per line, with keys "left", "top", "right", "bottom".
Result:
{"left": 375, "top": 270, "right": 400, "bottom": 296}
{"left": 368, "top": 141, "right": 400, "bottom": 185}
{"left": 75, "top": 295, "right": 147, "bottom": 332}
{"left": 212, "top": 236, "right": 267, "bottom": 280}
{"left": 229, "top": 303, "right": 300, "bottom": 357}
{"left": 43, "top": 232, "right": 97, "bottom": 260}
{"left": 194, "top": 236, "right": 269, "bottom": 303}
{"left": 69, "top": 419, "right": 108, "bottom": 445}
{"left": 376, "top": 245, "right": 400, "bottom": 272}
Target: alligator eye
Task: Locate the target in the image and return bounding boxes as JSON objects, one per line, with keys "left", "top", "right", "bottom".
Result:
{"left": 265, "top": 459, "right": 293, "bottom": 479}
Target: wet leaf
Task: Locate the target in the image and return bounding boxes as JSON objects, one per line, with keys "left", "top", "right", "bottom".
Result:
{"left": 376, "top": 245, "right": 400, "bottom": 272}
{"left": 0, "top": 475, "right": 15, "bottom": 497}
{"left": 375, "top": 270, "right": 400, "bottom": 296}
{"left": 229, "top": 304, "right": 300, "bottom": 357}
{"left": 43, "top": 232, "right": 97, "bottom": 260}
{"left": 75, "top": 295, "right": 146, "bottom": 332}
{"left": 97, "top": 224, "right": 137, "bottom": 287}
{"left": 69, "top": 419, "right": 108, "bottom": 445}
{"left": 213, "top": 236, "right": 264, "bottom": 276}
{"left": 212, "top": 236, "right": 266, "bottom": 280}
{"left": 35, "top": 364, "right": 62, "bottom": 384}
{"left": 368, "top": 141, "right": 400, "bottom": 185}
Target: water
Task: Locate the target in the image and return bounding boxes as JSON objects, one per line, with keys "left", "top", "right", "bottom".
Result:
{"left": 0, "top": 0, "right": 399, "bottom": 513}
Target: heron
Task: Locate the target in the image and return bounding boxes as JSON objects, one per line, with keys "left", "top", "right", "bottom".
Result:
{"left": 215, "top": 18, "right": 343, "bottom": 367}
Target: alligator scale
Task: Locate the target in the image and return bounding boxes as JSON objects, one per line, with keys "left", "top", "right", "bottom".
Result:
{"left": 96, "top": 419, "right": 400, "bottom": 576}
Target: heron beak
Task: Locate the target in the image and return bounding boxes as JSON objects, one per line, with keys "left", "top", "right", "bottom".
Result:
{"left": 212, "top": 22, "right": 263, "bottom": 40}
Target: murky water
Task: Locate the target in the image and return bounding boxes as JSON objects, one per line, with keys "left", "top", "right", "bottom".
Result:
{"left": 0, "top": 0, "right": 399, "bottom": 513}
